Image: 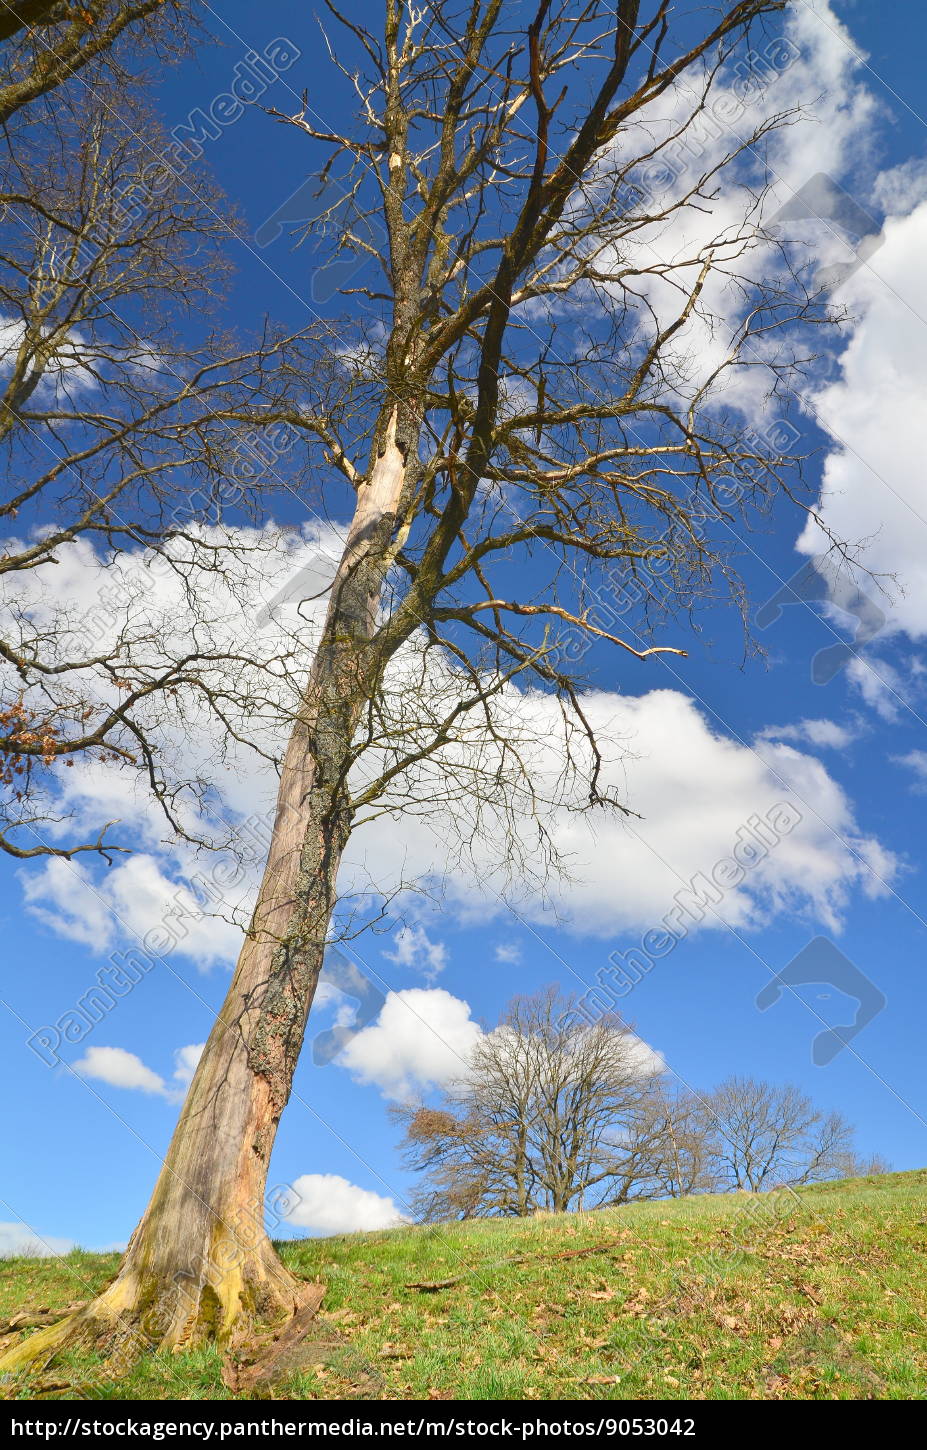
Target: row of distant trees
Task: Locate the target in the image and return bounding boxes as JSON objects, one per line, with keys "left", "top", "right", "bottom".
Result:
{"left": 395, "top": 989, "right": 888, "bottom": 1220}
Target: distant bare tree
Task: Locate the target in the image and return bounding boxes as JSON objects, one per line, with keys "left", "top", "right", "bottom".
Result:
{"left": 644, "top": 1087, "right": 722, "bottom": 1198}
{"left": 696, "top": 1076, "right": 856, "bottom": 1192}
{"left": 397, "top": 988, "right": 667, "bottom": 1219}
{"left": 834, "top": 1151, "right": 891, "bottom": 1180}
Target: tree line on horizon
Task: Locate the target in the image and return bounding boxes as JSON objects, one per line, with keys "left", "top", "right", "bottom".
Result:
{"left": 394, "top": 989, "right": 889, "bottom": 1221}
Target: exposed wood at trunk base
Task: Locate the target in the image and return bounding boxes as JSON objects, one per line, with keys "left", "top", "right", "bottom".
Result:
{"left": 0, "top": 1240, "right": 315, "bottom": 1382}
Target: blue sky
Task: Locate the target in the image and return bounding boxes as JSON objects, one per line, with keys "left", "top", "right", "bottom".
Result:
{"left": 4, "top": 0, "right": 927, "bottom": 1254}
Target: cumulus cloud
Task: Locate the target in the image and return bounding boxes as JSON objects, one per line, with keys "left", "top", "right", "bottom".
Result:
{"left": 352, "top": 688, "right": 895, "bottom": 937}
{"left": 794, "top": 192, "right": 927, "bottom": 646}
{"left": 15, "top": 618, "right": 895, "bottom": 954}
{"left": 172, "top": 1042, "right": 205, "bottom": 1087}
{"left": 598, "top": 0, "right": 927, "bottom": 690}
{"left": 334, "top": 984, "right": 665, "bottom": 1105}
{"left": 337, "top": 988, "right": 483, "bottom": 1102}
{"left": 20, "top": 850, "right": 249, "bottom": 973}
{"left": 19, "top": 858, "right": 117, "bottom": 951}
{"left": 72, "top": 1043, "right": 204, "bottom": 1101}
{"left": 582, "top": 0, "right": 884, "bottom": 419}
{"left": 284, "top": 1174, "right": 406, "bottom": 1236}
{"left": 73, "top": 1045, "right": 168, "bottom": 1096}
{"left": 749, "top": 15, "right": 927, "bottom": 672}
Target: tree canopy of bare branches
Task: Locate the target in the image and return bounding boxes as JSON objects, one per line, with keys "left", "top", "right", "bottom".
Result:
{"left": 690, "top": 1075, "right": 857, "bottom": 1192}
{"left": 0, "top": 88, "right": 348, "bottom": 860}
{"left": 397, "top": 988, "right": 667, "bottom": 1218}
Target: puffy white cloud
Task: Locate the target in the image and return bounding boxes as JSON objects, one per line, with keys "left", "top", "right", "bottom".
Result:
{"left": 73, "top": 1045, "right": 168, "bottom": 1097}
{"left": 0, "top": 1222, "right": 75, "bottom": 1259}
{"left": 334, "top": 985, "right": 665, "bottom": 1104}
{"left": 19, "top": 858, "right": 117, "bottom": 951}
{"left": 337, "top": 988, "right": 483, "bottom": 1102}
{"left": 15, "top": 631, "right": 894, "bottom": 955}
{"left": 350, "top": 688, "right": 895, "bottom": 937}
{"left": 596, "top": 0, "right": 927, "bottom": 682}
{"left": 172, "top": 1042, "right": 205, "bottom": 1087}
{"left": 71, "top": 1042, "right": 203, "bottom": 1101}
{"left": 284, "top": 1174, "right": 406, "bottom": 1236}
{"left": 793, "top": 195, "right": 927, "bottom": 645}
{"left": 19, "top": 851, "right": 248, "bottom": 973}
{"left": 586, "top": 0, "right": 883, "bottom": 418}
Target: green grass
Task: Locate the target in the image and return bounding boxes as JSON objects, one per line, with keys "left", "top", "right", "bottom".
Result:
{"left": 2, "top": 1169, "right": 926, "bottom": 1400}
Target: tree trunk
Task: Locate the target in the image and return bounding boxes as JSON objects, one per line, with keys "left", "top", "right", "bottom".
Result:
{"left": 0, "top": 412, "right": 411, "bottom": 1374}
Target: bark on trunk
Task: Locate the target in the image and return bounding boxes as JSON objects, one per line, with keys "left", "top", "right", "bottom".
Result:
{"left": 0, "top": 412, "right": 411, "bottom": 1374}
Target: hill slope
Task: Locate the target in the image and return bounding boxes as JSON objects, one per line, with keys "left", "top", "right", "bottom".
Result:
{"left": 2, "top": 1169, "right": 925, "bottom": 1400}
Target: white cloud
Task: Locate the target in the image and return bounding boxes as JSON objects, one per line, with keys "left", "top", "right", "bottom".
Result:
{"left": 71, "top": 1042, "right": 203, "bottom": 1101}
{"left": 494, "top": 942, "right": 523, "bottom": 964}
{"left": 384, "top": 923, "right": 448, "bottom": 980}
{"left": 594, "top": 0, "right": 927, "bottom": 684}
{"left": 335, "top": 985, "right": 665, "bottom": 1108}
{"left": 845, "top": 656, "right": 907, "bottom": 723}
{"left": 73, "top": 1045, "right": 169, "bottom": 1096}
{"left": 284, "top": 1174, "right": 406, "bottom": 1236}
{"left": 892, "top": 750, "right": 927, "bottom": 791}
{"left": 350, "top": 688, "right": 895, "bottom": 937}
{"left": 20, "top": 858, "right": 116, "bottom": 951}
{"left": 760, "top": 718, "right": 856, "bottom": 749}
{"left": 337, "top": 988, "right": 483, "bottom": 1102}
{"left": 16, "top": 627, "right": 893, "bottom": 952}
{"left": 582, "top": 0, "right": 884, "bottom": 419}
{"left": 20, "top": 851, "right": 248, "bottom": 973}
{"left": 0, "top": 1222, "right": 75, "bottom": 1259}
{"left": 794, "top": 191, "right": 927, "bottom": 645}
{"left": 172, "top": 1042, "right": 205, "bottom": 1087}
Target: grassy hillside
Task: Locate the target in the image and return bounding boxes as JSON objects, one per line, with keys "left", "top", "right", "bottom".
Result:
{"left": 2, "top": 1169, "right": 926, "bottom": 1400}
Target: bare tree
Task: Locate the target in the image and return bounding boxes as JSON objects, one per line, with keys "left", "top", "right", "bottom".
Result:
{"left": 2, "top": 0, "right": 839, "bottom": 1372}
{"left": 695, "top": 1076, "right": 856, "bottom": 1192}
{"left": 0, "top": 88, "right": 337, "bottom": 861}
{"left": 0, "top": 1, "right": 189, "bottom": 123}
{"left": 830, "top": 1151, "right": 891, "bottom": 1181}
{"left": 396, "top": 988, "right": 667, "bottom": 1219}
{"left": 643, "top": 1087, "right": 722, "bottom": 1199}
